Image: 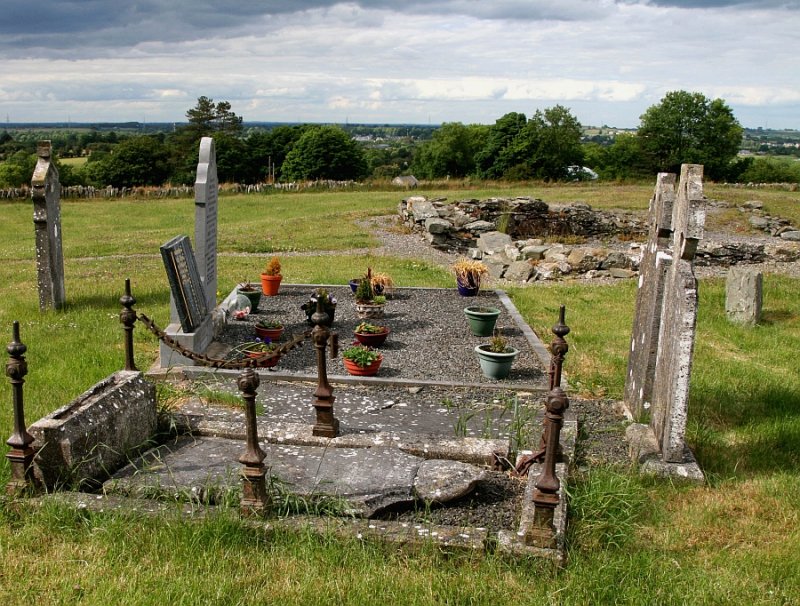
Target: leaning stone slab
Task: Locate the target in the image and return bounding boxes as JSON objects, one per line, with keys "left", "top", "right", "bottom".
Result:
{"left": 624, "top": 172, "right": 676, "bottom": 421}
{"left": 409, "top": 198, "right": 440, "bottom": 222}
{"left": 30, "top": 371, "right": 157, "bottom": 489}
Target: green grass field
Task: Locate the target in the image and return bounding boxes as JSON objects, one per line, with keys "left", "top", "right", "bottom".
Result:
{"left": 0, "top": 183, "right": 798, "bottom": 604}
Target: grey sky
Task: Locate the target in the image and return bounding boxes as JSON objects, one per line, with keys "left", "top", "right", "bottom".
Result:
{"left": 0, "top": 0, "right": 797, "bottom": 128}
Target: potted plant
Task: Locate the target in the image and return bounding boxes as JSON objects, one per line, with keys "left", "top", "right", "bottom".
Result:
{"left": 301, "top": 288, "right": 337, "bottom": 326}
{"left": 354, "top": 268, "right": 387, "bottom": 319}
{"left": 236, "top": 338, "right": 281, "bottom": 368}
{"left": 474, "top": 330, "right": 518, "bottom": 380}
{"left": 463, "top": 305, "right": 501, "bottom": 337}
{"left": 236, "top": 281, "right": 262, "bottom": 310}
{"left": 260, "top": 256, "right": 282, "bottom": 296}
{"left": 341, "top": 343, "right": 383, "bottom": 376}
{"left": 353, "top": 321, "right": 390, "bottom": 347}
{"left": 452, "top": 258, "right": 489, "bottom": 296}
{"left": 254, "top": 319, "right": 284, "bottom": 341}
{"left": 349, "top": 270, "right": 394, "bottom": 296}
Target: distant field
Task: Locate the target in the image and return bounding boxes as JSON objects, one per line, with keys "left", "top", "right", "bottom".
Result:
{"left": 59, "top": 156, "right": 88, "bottom": 166}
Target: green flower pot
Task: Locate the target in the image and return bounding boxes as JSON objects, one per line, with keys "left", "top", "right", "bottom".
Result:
{"left": 463, "top": 306, "right": 501, "bottom": 337}
{"left": 474, "top": 344, "right": 519, "bottom": 380}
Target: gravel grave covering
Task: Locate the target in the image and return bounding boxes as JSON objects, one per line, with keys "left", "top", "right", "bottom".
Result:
{"left": 217, "top": 284, "right": 547, "bottom": 387}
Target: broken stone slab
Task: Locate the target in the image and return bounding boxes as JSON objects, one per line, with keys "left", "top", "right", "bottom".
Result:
{"left": 414, "top": 459, "right": 486, "bottom": 504}
{"left": 566, "top": 247, "right": 606, "bottom": 273}
{"left": 464, "top": 220, "right": 495, "bottom": 233}
{"left": 780, "top": 230, "right": 800, "bottom": 241}
{"left": 29, "top": 370, "right": 157, "bottom": 489}
{"left": 107, "top": 436, "right": 488, "bottom": 518}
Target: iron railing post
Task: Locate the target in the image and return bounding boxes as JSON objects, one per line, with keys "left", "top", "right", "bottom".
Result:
{"left": 528, "top": 306, "right": 570, "bottom": 548}
{"left": 237, "top": 367, "right": 270, "bottom": 516}
{"left": 311, "top": 299, "right": 339, "bottom": 438}
{"left": 5, "top": 321, "right": 37, "bottom": 494}
{"left": 119, "top": 278, "right": 138, "bottom": 371}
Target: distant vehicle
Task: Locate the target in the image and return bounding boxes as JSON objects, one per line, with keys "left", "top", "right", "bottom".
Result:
{"left": 566, "top": 165, "right": 599, "bottom": 181}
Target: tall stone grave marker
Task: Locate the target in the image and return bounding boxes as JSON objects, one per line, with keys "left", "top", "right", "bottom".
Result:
{"left": 194, "top": 137, "right": 218, "bottom": 312}
{"left": 649, "top": 164, "right": 705, "bottom": 462}
{"left": 624, "top": 173, "right": 676, "bottom": 420}
{"left": 31, "top": 141, "right": 66, "bottom": 311}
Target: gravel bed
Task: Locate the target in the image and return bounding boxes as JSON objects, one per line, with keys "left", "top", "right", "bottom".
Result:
{"left": 217, "top": 285, "right": 547, "bottom": 387}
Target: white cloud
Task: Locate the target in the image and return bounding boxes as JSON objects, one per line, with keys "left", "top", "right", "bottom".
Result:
{"left": 0, "top": 0, "right": 797, "bottom": 127}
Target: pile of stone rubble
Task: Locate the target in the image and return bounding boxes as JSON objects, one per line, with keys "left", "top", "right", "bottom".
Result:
{"left": 399, "top": 195, "right": 800, "bottom": 283}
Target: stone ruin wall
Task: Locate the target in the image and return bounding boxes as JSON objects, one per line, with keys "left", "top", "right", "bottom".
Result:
{"left": 399, "top": 195, "right": 800, "bottom": 283}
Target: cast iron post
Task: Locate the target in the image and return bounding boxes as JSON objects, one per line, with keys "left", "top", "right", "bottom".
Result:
{"left": 527, "top": 306, "right": 570, "bottom": 548}
{"left": 311, "top": 299, "right": 339, "bottom": 438}
{"left": 5, "top": 321, "right": 37, "bottom": 494}
{"left": 119, "top": 278, "right": 138, "bottom": 371}
{"left": 237, "top": 367, "right": 270, "bottom": 516}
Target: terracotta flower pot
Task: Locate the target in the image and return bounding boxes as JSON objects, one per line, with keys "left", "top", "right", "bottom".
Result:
{"left": 354, "top": 327, "right": 390, "bottom": 347}
{"left": 343, "top": 355, "right": 383, "bottom": 376}
{"left": 246, "top": 350, "right": 280, "bottom": 368}
{"left": 260, "top": 274, "right": 282, "bottom": 296}
{"left": 254, "top": 325, "right": 284, "bottom": 341}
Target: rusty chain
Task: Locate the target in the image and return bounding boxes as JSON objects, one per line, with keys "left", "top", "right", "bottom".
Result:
{"left": 136, "top": 312, "right": 312, "bottom": 370}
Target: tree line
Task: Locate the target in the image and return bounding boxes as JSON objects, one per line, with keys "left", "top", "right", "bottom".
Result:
{"left": 1, "top": 91, "right": 798, "bottom": 189}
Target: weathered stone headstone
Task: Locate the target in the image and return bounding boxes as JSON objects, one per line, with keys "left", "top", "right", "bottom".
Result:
{"left": 160, "top": 235, "right": 208, "bottom": 333}
{"left": 194, "top": 137, "right": 218, "bottom": 312}
{"left": 726, "top": 268, "right": 762, "bottom": 325}
{"left": 624, "top": 173, "right": 676, "bottom": 420}
{"left": 649, "top": 164, "right": 705, "bottom": 462}
{"left": 31, "top": 141, "right": 66, "bottom": 311}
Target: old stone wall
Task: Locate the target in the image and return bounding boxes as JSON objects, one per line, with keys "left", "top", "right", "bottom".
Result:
{"left": 400, "top": 195, "right": 800, "bottom": 283}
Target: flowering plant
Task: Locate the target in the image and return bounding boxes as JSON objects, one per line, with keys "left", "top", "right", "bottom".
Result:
{"left": 341, "top": 343, "right": 382, "bottom": 367}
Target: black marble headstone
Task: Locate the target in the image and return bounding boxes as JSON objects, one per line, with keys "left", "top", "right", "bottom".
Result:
{"left": 160, "top": 235, "right": 208, "bottom": 333}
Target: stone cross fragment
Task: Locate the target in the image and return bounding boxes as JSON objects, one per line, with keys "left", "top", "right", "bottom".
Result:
{"left": 194, "top": 137, "right": 218, "bottom": 312}
{"left": 31, "top": 141, "right": 66, "bottom": 311}
{"left": 650, "top": 164, "right": 705, "bottom": 462}
{"left": 624, "top": 173, "right": 676, "bottom": 420}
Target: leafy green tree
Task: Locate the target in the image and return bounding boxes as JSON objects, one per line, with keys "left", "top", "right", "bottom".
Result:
{"left": 411, "top": 122, "right": 487, "bottom": 179}
{"left": 280, "top": 125, "right": 367, "bottom": 181}
{"left": 502, "top": 105, "right": 583, "bottom": 180}
{"left": 90, "top": 135, "right": 170, "bottom": 188}
{"left": 474, "top": 112, "right": 527, "bottom": 179}
{"left": 0, "top": 151, "right": 36, "bottom": 187}
{"left": 244, "top": 125, "right": 310, "bottom": 183}
{"left": 637, "top": 91, "right": 742, "bottom": 181}
{"left": 583, "top": 134, "right": 650, "bottom": 181}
